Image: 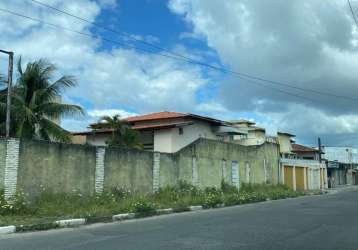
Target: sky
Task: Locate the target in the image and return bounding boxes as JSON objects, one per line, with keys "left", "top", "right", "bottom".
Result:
{"left": 1, "top": 0, "right": 358, "bottom": 147}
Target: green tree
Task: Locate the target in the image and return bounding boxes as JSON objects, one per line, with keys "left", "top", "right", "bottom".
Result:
{"left": 0, "top": 58, "right": 83, "bottom": 142}
{"left": 92, "top": 115, "right": 143, "bottom": 149}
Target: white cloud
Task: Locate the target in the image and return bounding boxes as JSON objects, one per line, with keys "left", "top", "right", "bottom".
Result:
{"left": 88, "top": 109, "right": 137, "bottom": 118}
{"left": 0, "top": 0, "right": 209, "bottom": 131}
{"left": 195, "top": 102, "right": 228, "bottom": 113}
{"left": 169, "top": 0, "right": 358, "bottom": 146}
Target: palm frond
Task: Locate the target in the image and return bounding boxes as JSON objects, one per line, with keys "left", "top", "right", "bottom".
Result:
{"left": 36, "top": 75, "right": 76, "bottom": 102}
{"left": 38, "top": 118, "right": 71, "bottom": 143}
{"left": 37, "top": 102, "right": 84, "bottom": 119}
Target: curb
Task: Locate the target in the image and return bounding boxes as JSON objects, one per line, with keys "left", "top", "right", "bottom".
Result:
{"left": 112, "top": 213, "right": 135, "bottom": 221}
{"left": 156, "top": 208, "right": 174, "bottom": 214}
{"left": 189, "top": 205, "right": 203, "bottom": 211}
{"left": 55, "top": 218, "right": 86, "bottom": 227}
{"left": 0, "top": 226, "right": 16, "bottom": 235}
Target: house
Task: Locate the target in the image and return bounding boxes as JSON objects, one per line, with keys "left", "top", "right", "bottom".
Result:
{"left": 323, "top": 146, "right": 358, "bottom": 186}
{"left": 291, "top": 143, "right": 320, "bottom": 161}
{"left": 72, "top": 111, "right": 241, "bottom": 153}
{"left": 278, "top": 132, "right": 327, "bottom": 191}
{"left": 230, "top": 119, "right": 275, "bottom": 146}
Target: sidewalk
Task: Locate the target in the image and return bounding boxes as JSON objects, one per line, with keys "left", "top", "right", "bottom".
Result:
{"left": 326, "top": 185, "right": 358, "bottom": 194}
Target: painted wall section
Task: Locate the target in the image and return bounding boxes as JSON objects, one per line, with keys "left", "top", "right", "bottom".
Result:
{"left": 17, "top": 140, "right": 96, "bottom": 199}
{"left": 104, "top": 147, "right": 153, "bottom": 193}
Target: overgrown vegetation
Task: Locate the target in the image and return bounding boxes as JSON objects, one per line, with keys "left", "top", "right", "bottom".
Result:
{"left": 91, "top": 115, "right": 143, "bottom": 149}
{"left": 0, "top": 182, "right": 303, "bottom": 227}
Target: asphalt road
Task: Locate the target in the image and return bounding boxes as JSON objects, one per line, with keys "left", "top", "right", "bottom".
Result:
{"left": 1, "top": 189, "right": 358, "bottom": 250}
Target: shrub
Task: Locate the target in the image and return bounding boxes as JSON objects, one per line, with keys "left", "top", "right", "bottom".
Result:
{"left": 131, "top": 200, "right": 156, "bottom": 216}
{"left": 0, "top": 190, "right": 29, "bottom": 216}
{"left": 176, "top": 181, "right": 201, "bottom": 196}
{"left": 203, "top": 187, "right": 223, "bottom": 208}
{"left": 221, "top": 180, "right": 238, "bottom": 194}
{"left": 223, "top": 193, "right": 240, "bottom": 206}
{"left": 110, "top": 187, "right": 132, "bottom": 201}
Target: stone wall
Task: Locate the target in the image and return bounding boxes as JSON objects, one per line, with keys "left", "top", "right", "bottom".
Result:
{"left": 0, "top": 138, "right": 281, "bottom": 200}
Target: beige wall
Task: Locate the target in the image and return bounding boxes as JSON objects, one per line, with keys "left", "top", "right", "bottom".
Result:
{"left": 239, "top": 130, "right": 266, "bottom": 146}
{"left": 278, "top": 134, "right": 292, "bottom": 153}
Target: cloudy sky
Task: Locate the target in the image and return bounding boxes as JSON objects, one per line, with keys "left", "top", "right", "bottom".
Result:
{"left": 1, "top": 0, "right": 358, "bottom": 147}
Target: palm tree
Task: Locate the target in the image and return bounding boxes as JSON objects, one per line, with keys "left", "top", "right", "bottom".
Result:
{"left": 92, "top": 115, "right": 143, "bottom": 149}
{"left": 0, "top": 58, "right": 84, "bottom": 142}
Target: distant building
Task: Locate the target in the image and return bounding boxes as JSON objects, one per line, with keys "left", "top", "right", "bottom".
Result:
{"left": 230, "top": 120, "right": 276, "bottom": 146}
{"left": 323, "top": 146, "right": 358, "bottom": 186}
{"left": 278, "top": 132, "right": 327, "bottom": 191}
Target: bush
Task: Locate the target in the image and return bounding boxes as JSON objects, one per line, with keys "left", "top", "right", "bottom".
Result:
{"left": 221, "top": 180, "right": 238, "bottom": 194}
{"left": 203, "top": 187, "right": 223, "bottom": 208}
{"left": 0, "top": 190, "right": 29, "bottom": 216}
{"left": 131, "top": 200, "right": 156, "bottom": 216}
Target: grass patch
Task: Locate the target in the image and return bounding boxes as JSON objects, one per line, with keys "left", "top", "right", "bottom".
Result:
{"left": 0, "top": 182, "right": 304, "bottom": 227}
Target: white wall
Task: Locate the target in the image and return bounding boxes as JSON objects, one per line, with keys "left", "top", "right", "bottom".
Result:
{"left": 154, "top": 121, "right": 217, "bottom": 153}
{"left": 172, "top": 121, "right": 216, "bottom": 152}
{"left": 154, "top": 129, "right": 173, "bottom": 153}
{"left": 86, "top": 133, "right": 111, "bottom": 146}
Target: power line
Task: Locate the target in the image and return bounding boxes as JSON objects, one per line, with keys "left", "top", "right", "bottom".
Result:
{"left": 27, "top": 0, "right": 358, "bottom": 102}
{"left": 29, "top": 0, "right": 191, "bottom": 62}
{"left": 0, "top": 8, "right": 314, "bottom": 102}
{"left": 348, "top": 0, "right": 358, "bottom": 28}
{"left": 2, "top": 6, "right": 358, "bottom": 103}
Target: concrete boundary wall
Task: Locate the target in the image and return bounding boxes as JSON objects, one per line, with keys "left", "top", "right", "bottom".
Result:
{"left": 0, "top": 138, "right": 281, "bottom": 200}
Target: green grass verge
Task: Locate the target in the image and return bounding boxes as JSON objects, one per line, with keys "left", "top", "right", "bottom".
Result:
{"left": 0, "top": 182, "right": 304, "bottom": 227}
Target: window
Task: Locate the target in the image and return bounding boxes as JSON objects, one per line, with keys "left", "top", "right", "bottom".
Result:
{"left": 179, "top": 127, "right": 184, "bottom": 135}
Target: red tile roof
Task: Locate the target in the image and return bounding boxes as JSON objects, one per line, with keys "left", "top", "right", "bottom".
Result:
{"left": 75, "top": 111, "right": 225, "bottom": 135}
{"left": 126, "top": 111, "right": 187, "bottom": 122}
{"left": 132, "top": 121, "right": 193, "bottom": 130}
{"left": 126, "top": 111, "right": 224, "bottom": 125}
{"left": 292, "top": 143, "right": 319, "bottom": 153}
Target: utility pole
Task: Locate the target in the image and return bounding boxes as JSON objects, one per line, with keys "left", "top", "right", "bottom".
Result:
{"left": 318, "top": 137, "right": 322, "bottom": 163}
{"left": 0, "top": 50, "right": 14, "bottom": 138}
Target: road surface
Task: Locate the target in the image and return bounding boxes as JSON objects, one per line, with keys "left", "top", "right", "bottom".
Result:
{"left": 1, "top": 189, "right": 358, "bottom": 250}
